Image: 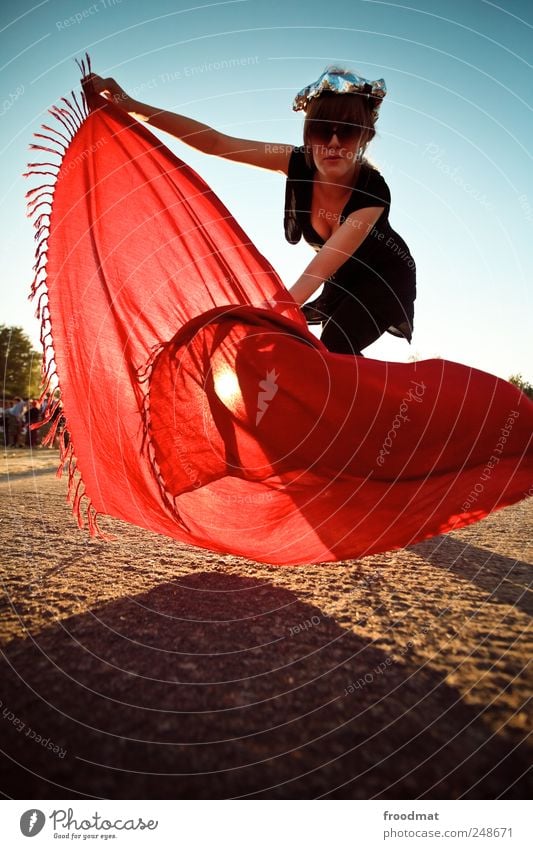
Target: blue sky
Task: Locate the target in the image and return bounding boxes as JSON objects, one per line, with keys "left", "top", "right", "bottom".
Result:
{"left": 1, "top": 0, "right": 532, "bottom": 379}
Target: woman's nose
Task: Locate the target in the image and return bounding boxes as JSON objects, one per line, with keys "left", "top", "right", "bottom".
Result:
{"left": 327, "top": 129, "right": 340, "bottom": 145}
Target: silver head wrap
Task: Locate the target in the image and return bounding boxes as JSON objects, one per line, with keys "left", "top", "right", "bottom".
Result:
{"left": 292, "top": 66, "right": 387, "bottom": 115}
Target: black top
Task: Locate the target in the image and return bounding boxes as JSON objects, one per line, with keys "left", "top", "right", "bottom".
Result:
{"left": 284, "top": 146, "right": 416, "bottom": 341}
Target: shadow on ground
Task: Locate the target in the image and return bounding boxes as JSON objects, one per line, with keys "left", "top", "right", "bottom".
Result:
{"left": 409, "top": 535, "right": 533, "bottom": 616}
{"left": 0, "top": 571, "right": 529, "bottom": 799}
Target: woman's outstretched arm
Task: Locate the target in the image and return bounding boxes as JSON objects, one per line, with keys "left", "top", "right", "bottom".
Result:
{"left": 83, "top": 73, "right": 293, "bottom": 172}
{"left": 288, "top": 207, "right": 386, "bottom": 306}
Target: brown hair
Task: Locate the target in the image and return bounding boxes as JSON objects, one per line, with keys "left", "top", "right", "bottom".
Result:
{"left": 302, "top": 73, "right": 381, "bottom": 170}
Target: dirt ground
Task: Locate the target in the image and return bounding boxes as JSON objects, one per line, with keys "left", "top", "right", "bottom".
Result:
{"left": 0, "top": 449, "right": 531, "bottom": 799}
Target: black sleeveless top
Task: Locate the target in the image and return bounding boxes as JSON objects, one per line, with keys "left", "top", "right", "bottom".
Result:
{"left": 284, "top": 146, "right": 416, "bottom": 341}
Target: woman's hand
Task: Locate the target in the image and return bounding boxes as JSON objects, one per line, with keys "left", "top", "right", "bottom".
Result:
{"left": 82, "top": 73, "right": 131, "bottom": 108}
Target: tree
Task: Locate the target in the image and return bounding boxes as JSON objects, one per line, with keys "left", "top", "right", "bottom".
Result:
{"left": 508, "top": 373, "right": 533, "bottom": 401}
{"left": 0, "top": 325, "right": 42, "bottom": 400}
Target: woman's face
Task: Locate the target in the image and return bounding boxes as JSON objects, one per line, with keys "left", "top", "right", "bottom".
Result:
{"left": 309, "top": 121, "right": 362, "bottom": 180}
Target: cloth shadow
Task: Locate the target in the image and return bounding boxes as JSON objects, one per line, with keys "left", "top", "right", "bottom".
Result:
{"left": 0, "top": 572, "right": 529, "bottom": 800}
{"left": 408, "top": 535, "right": 532, "bottom": 617}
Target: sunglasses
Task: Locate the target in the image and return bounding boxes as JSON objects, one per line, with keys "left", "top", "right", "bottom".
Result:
{"left": 308, "top": 120, "right": 360, "bottom": 144}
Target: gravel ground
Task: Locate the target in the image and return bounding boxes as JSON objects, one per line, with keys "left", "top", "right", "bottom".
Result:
{"left": 0, "top": 451, "right": 531, "bottom": 799}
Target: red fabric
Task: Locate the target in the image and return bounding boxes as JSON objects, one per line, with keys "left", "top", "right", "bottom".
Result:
{"left": 27, "top": 72, "right": 533, "bottom": 565}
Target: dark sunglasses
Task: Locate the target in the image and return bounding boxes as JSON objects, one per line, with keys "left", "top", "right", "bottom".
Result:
{"left": 308, "top": 120, "right": 360, "bottom": 144}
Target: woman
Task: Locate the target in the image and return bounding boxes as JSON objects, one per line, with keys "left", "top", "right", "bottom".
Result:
{"left": 84, "top": 66, "right": 415, "bottom": 356}
{"left": 24, "top": 399, "right": 42, "bottom": 448}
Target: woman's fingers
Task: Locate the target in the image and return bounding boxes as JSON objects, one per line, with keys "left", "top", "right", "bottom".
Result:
{"left": 81, "top": 73, "right": 107, "bottom": 93}
{"left": 82, "top": 73, "right": 126, "bottom": 102}
{"left": 82, "top": 72, "right": 102, "bottom": 86}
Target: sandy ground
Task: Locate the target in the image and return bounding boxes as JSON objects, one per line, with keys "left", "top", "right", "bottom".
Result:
{"left": 0, "top": 449, "right": 531, "bottom": 799}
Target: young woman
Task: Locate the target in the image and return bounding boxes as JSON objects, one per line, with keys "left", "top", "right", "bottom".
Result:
{"left": 84, "top": 66, "right": 416, "bottom": 356}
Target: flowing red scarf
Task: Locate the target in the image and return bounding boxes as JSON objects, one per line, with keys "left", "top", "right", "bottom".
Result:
{"left": 25, "top": 54, "right": 533, "bottom": 565}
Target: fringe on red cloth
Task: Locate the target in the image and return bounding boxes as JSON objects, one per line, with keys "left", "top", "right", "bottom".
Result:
{"left": 24, "top": 53, "right": 533, "bottom": 565}
{"left": 25, "top": 54, "right": 93, "bottom": 535}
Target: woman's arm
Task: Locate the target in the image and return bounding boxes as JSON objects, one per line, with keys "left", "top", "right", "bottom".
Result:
{"left": 288, "top": 207, "right": 385, "bottom": 306}
{"left": 83, "top": 73, "right": 293, "bottom": 171}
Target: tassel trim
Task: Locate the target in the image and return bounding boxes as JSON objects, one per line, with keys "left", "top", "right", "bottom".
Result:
{"left": 137, "top": 345, "right": 193, "bottom": 534}
{"left": 25, "top": 50, "right": 113, "bottom": 541}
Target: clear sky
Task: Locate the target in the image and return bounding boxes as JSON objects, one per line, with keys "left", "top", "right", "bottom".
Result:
{"left": 1, "top": 0, "right": 532, "bottom": 380}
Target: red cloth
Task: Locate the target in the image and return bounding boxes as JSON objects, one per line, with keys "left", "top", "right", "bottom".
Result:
{"left": 26, "top": 65, "right": 533, "bottom": 565}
